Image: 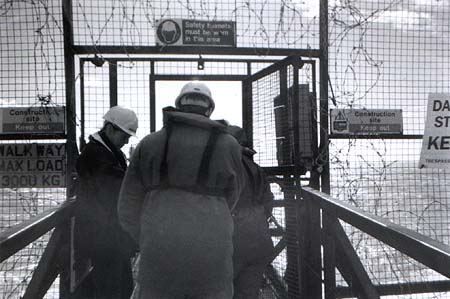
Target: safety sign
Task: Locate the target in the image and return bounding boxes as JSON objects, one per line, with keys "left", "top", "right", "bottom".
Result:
{"left": 419, "top": 93, "right": 450, "bottom": 168}
{"left": 0, "top": 106, "right": 65, "bottom": 135}
{"left": 330, "top": 109, "right": 403, "bottom": 135}
{"left": 0, "top": 143, "right": 66, "bottom": 188}
{"left": 156, "top": 19, "right": 236, "bottom": 47}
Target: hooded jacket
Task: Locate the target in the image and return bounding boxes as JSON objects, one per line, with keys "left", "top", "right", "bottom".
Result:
{"left": 118, "top": 107, "right": 245, "bottom": 295}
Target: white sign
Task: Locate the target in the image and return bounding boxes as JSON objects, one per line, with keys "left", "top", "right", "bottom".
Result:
{"left": 330, "top": 109, "right": 403, "bottom": 135}
{"left": 156, "top": 19, "right": 236, "bottom": 47}
{"left": 0, "top": 143, "right": 66, "bottom": 188}
{"left": 419, "top": 93, "right": 450, "bottom": 168}
{"left": 0, "top": 106, "right": 65, "bottom": 135}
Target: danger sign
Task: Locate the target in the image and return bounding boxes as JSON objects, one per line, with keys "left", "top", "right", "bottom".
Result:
{"left": 0, "top": 143, "right": 66, "bottom": 188}
{"left": 419, "top": 93, "right": 450, "bottom": 168}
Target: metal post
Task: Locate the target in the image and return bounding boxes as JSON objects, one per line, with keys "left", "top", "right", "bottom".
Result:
{"left": 109, "top": 60, "right": 118, "bottom": 107}
{"left": 298, "top": 189, "right": 323, "bottom": 299}
{"left": 319, "top": 0, "right": 330, "bottom": 193}
{"left": 150, "top": 62, "right": 156, "bottom": 132}
{"left": 62, "top": 1, "right": 78, "bottom": 297}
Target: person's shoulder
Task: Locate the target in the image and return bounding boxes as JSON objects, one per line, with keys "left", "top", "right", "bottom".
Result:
{"left": 79, "top": 139, "right": 108, "bottom": 157}
{"left": 218, "top": 131, "right": 242, "bottom": 150}
{"left": 76, "top": 139, "right": 112, "bottom": 172}
{"left": 135, "top": 129, "right": 167, "bottom": 149}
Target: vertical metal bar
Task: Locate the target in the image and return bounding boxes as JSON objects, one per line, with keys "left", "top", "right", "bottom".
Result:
{"left": 319, "top": 0, "right": 330, "bottom": 193}
{"left": 278, "top": 65, "right": 300, "bottom": 298}
{"left": 109, "top": 60, "right": 118, "bottom": 107}
{"left": 291, "top": 56, "right": 322, "bottom": 298}
{"left": 311, "top": 60, "right": 317, "bottom": 96}
{"left": 291, "top": 57, "right": 301, "bottom": 170}
{"left": 310, "top": 60, "right": 321, "bottom": 189}
{"left": 150, "top": 61, "right": 156, "bottom": 132}
{"left": 298, "top": 181, "right": 323, "bottom": 297}
{"left": 79, "top": 60, "right": 86, "bottom": 150}
{"left": 242, "top": 61, "right": 252, "bottom": 146}
{"left": 62, "top": 0, "right": 77, "bottom": 175}
{"left": 279, "top": 66, "right": 288, "bottom": 146}
{"left": 284, "top": 178, "right": 299, "bottom": 298}
{"left": 62, "top": 2, "right": 77, "bottom": 297}
{"left": 319, "top": 0, "right": 330, "bottom": 298}
{"left": 323, "top": 212, "right": 337, "bottom": 299}
{"left": 288, "top": 59, "right": 303, "bottom": 299}
{"left": 242, "top": 77, "right": 253, "bottom": 149}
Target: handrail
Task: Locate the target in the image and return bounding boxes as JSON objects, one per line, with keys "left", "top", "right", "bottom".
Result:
{"left": 303, "top": 186, "right": 450, "bottom": 279}
{"left": 0, "top": 199, "right": 76, "bottom": 263}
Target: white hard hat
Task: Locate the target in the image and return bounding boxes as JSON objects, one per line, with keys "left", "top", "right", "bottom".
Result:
{"left": 103, "top": 106, "right": 138, "bottom": 136}
{"left": 175, "top": 82, "right": 215, "bottom": 112}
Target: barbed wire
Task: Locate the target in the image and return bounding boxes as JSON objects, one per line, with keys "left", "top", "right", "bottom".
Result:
{"left": 2, "top": 0, "right": 450, "bottom": 297}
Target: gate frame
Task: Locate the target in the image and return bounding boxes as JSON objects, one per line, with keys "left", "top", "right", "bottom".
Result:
{"left": 77, "top": 54, "right": 323, "bottom": 298}
{"left": 63, "top": 0, "right": 330, "bottom": 297}
{"left": 63, "top": 0, "right": 330, "bottom": 200}
{"left": 243, "top": 55, "right": 322, "bottom": 298}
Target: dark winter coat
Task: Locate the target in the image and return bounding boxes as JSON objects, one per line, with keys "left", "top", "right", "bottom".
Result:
{"left": 232, "top": 147, "right": 274, "bottom": 277}
{"left": 75, "top": 132, "right": 137, "bottom": 258}
{"left": 118, "top": 107, "right": 246, "bottom": 296}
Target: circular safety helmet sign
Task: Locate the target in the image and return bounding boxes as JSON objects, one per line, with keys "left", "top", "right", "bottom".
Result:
{"left": 157, "top": 20, "right": 181, "bottom": 45}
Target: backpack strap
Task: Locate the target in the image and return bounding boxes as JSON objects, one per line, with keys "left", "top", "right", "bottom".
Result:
{"left": 157, "top": 124, "right": 227, "bottom": 197}
{"left": 196, "top": 127, "right": 220, "bottom": 187}
{"left": 159, "top": 122, "right": 173, "bottom": 188}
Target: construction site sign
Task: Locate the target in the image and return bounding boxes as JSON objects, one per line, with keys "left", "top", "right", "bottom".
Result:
{"left": 0, "top": 143, "right": 66, "bottom": 188}
{"left": 0, "top": 106, "right": 65, "bottom": 135}
{"left": 156, "top": 19, "right": 236, "bottom": 47}
{"left": 330, "top": 109, "right": 403, "bottom": 135}
{"left": 419, "top": 93, "right": 450, "bottom": 168}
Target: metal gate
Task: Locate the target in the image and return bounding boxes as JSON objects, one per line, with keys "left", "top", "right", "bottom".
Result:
{"left": 78, "top": 55, "right": 320, "bottom": 298}
{"left": 243, "top": 56, "right": 321, "bottom": 298}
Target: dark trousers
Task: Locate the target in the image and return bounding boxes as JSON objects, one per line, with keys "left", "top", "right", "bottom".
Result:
{"left": 85, "top": 251, "right": 133, "bottom": 299}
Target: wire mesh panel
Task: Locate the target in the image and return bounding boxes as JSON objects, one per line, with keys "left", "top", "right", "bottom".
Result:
{"left": 328, "top": 0, "right": 450, "bottom": 297}
{"left": 250, "top": 70, "right": 297, "bottom": 297}
{"left": 0, "top": 1, "right": 66, "bottom": 298}
{"left": 330, "top": 138, "right": 450, "bottom": 297}
{"left": 116, "top": 61, "right": 152, "bottom": 154}
{"left": 252, "top": 72, "right": 282, "bottom": 167}
{"left": 72, "top": 0, "right": 320, "bottom": 51}
{"left": 3, "top": 0, "right": 450, "bottom": 298}
{"left": 80, "top": 60, "right": 111, "bottom": 144}
{"left": 1, "top": 232, "right": 61, "bottom": 299}
{"left": 248, "top": 57, "right": 319, "bottom": 298}
{"left": 81, "top": 58, "right": 251, "bottom": 156}
{"left": 154, "top": 60, "right": 249, "bottom": 76}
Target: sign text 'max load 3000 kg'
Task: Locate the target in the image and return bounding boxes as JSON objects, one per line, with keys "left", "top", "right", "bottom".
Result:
{"left": 0, "top": 143, "right": 66, "bottom": 188}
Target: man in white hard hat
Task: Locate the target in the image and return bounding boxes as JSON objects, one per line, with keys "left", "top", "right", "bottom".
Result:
{"left": 75, "top": 105, "right": 138, "bottom": 299}
{"left": 118, "top": 82, "right": 245, "bottom": 298}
